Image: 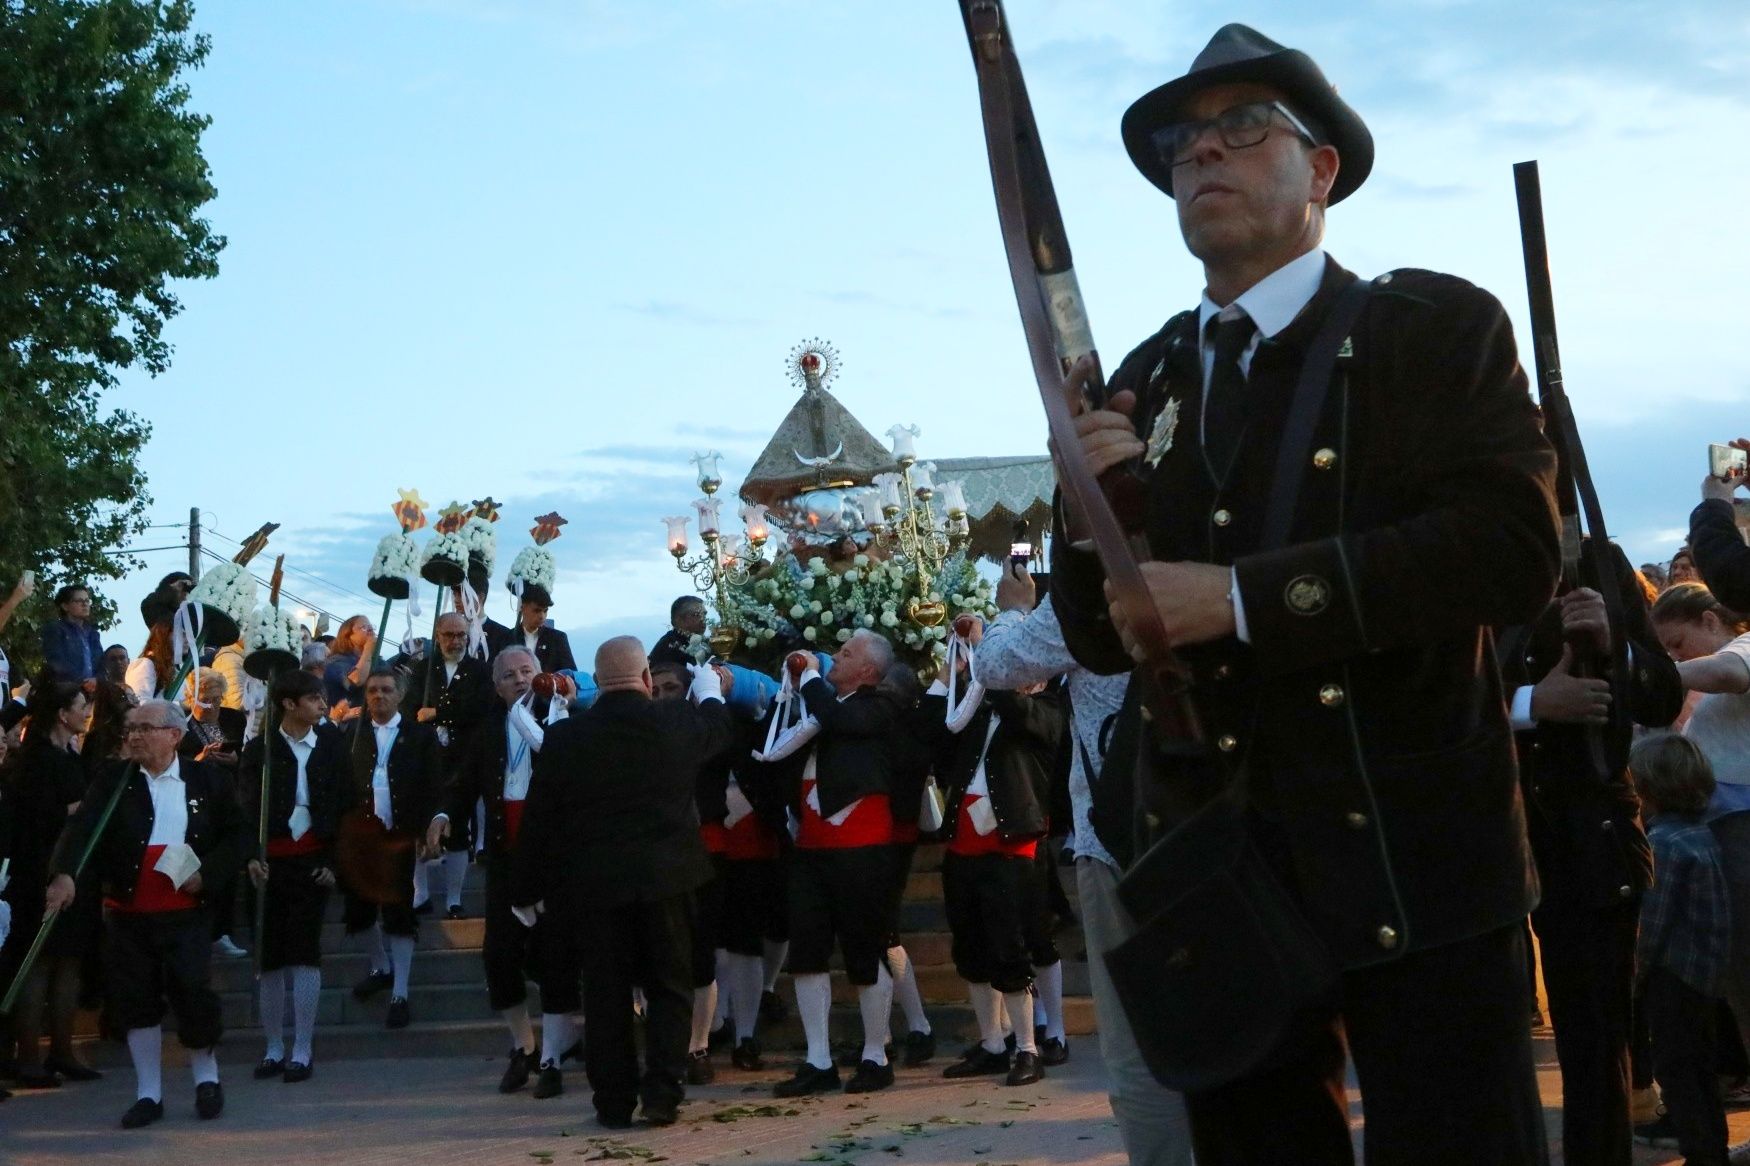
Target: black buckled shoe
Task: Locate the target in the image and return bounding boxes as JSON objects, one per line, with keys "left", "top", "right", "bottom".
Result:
{"left": 731, "top": 1038, "right": 764, "bottom": 1071}
{"left": 597, "top": 1110, "right": 635, "bottom": 1129}
{"left": 642, "top": 1098, "right": 679, "bottom": 1127}
{"left": 252, "top": 1057, "right": 285, "bottom": 1080}
{"left": 844, "top": 1059, "right": 894, "bottom": 1094}
{"left": 759, "top": 989, "right": 788, "bottom": 1022}
{"left": 532, "top": 1064, "right": 564, "bottom": 1099}
{"left": 120, "top": 1097, "right": 164, "bottom": 1129}
{"left": 902, "top": 1029, "right": 936, "bottom": 1067}
{"left": 1039, "top": 1036, "right": 1068, "bottom": 1066}
{"left": 685, "top": 1049, "right": 715, "bottom": 1084}
{"left": 1005, "top": 1051, "right": 1044, "bottom": 1087}
{"left": 498, "top": 1048, "right": 533, "bottom": 1094}
{"left": 386, "top": 996, "right": 411, "bottom": 1029}
{"left": 283, "top": 1062, "right": 313, "bottom": 1084}
{"left": 837, "top": 1041, "right": 894, "bottom": 1068}
{"left": 773, "top": 1062, "right": 840, "bottom": 1098}
{"left": 14, "top": 1067, "right": 61, "bottom": 1089}
{"left": 195, "top": 1080, "right": 225, "bottom": 1119}
{"left": 943, "top": 1045, "right": 1011, "bottom": 1079}
{"left": 352, "top": 970, "right": 393, "bottom": 1001}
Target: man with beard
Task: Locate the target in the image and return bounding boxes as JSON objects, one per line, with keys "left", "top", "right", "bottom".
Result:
{"left": 45, "top": 699, "right": 247, "bottom": 1128}
{"left": 426, "top": 646, "right": 572, "bottom": 1094}
{"left": 514, "top": 638, "right": 732, "bottom": 1127}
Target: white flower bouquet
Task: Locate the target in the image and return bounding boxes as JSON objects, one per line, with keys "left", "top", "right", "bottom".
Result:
{"left": 185, "top": 561, "right": 256, "bottom": 645}
{"left": 460, "top": 515, "right": 498, "bottom": 576}
{"left": 421, "top": 530, "right": 469, "bottom": 586}
{"left": 242, "top": 604, "right": 302, "bottom": 680}
{"left": 369, "top": 532, "right": 419, "bottom": 599}
{"left": 506, "top": 545, "right": 556, "bottom": 597}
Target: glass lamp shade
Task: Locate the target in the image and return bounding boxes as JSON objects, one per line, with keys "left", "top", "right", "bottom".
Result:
{"left": 692, "top": 495, "right": 722, "bottom": 537}
{"left": 911, "top": 461, "right": 936, "bottom": 497}
{"left": 739, "top": 502, "right": 770, "bottom": 546}
{"left": 663, "top": 515, "right": 691, "bottom": 557}
{"left": 939, "top": 479, "right": 968, "bottom": 516}
{"left": 691, "top": 450, "right": 725, "bottom": 493}
{"left": 886, "top": 423, "right": 920, "bottom": 463}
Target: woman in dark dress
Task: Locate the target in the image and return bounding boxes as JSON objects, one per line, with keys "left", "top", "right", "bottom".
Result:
{"left": 0, "top": 678, "right": 105, "bottom": 1087}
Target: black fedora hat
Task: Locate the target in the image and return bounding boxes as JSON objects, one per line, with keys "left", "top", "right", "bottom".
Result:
{"left": 1122, "top": 24, "right": 1373, "bottom": 206}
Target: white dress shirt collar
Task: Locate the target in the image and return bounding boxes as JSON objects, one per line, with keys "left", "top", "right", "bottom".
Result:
{"left": 1197, "top": 246, "right": 1327, "bottom": 345}
{"left": 143, "top": 755, "right": 182, "bottom": 783}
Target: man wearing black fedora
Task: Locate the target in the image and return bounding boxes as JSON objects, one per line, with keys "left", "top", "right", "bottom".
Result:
{"left": 1051, "top": 23, "right": 1560, "bottom": 1166}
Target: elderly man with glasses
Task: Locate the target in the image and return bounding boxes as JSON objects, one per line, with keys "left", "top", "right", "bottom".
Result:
{"left": 45, "top": 698, "right": 247, "bottom": 1129}
{"left": 1050, "top": 23, "right": 1560, "bottom": 1166}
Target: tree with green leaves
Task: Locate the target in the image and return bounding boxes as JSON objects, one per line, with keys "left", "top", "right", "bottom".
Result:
{"left": 0, "top": 0, "right": 224, "bottom": 670}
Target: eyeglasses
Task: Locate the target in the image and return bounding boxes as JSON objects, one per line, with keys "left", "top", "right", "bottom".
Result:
{"left": 1152, "top": 100, "right": 1317, "bottom": 168}
{"left": 121, "top": 724, "right": 174, "bottom": 737}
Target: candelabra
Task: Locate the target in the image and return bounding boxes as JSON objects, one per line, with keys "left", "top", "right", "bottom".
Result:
{"left": 866, "top": 426, "right": 969, "bottom": 627}
{"left": 663, "top": 450, "right": 771, "bottom": 656}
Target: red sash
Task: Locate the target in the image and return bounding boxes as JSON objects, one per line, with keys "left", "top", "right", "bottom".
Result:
{"left": 702, "top": 813, "right": 781, "bottom": 861}
{"left": 946, "top": 795, "right": 1036, "bottom": 859}
{"left": 797, "top": 780, "right": 892, "bottom": 850}
{"left": 504, "top": 799, "right": 526, "bottom": 848}
{"left": 267, "top": 832, "right": 323, "bottom": 859}
{"left": 107, "top": 845, "right": 201, "bottom": 914}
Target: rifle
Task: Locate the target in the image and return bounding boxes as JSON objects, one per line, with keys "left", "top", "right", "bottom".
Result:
{"left": 956, "top": 0, "right": 1201, "bottom": 745}
{"left": 1512, "top": 160, "right": 1631, "bottom": 763}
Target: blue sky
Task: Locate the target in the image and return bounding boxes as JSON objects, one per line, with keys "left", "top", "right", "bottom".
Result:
{"left": 101, "top": 0, "right": 1750, "bottom": 653}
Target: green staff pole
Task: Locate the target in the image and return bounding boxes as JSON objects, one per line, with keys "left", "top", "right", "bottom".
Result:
{"left": 1, "top": 764, "right": 139, "bottom": 1013}
{"left": 419, "top": 582, "right": 447, "bottom": 711}
{"left": 371, "top": 594, "right": 394, "bottom": 670}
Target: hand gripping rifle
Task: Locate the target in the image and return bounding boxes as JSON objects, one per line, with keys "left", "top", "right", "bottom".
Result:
{"left": 956, "top": 0, "right": 1201, "bottom": 745}
{"left": 1513, "top": 161, "right": 1631, "bottom": 769}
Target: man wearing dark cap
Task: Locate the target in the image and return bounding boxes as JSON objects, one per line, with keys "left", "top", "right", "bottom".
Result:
{"left": 1053, "top": 23, "right": 1559, "bottom": 1165}
{"left": 509, "top": 584, "right": 575, "bottom": 674}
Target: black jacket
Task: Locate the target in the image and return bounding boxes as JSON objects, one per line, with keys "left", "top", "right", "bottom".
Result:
{"left": 1689, "top": 498, "right": 1750, "bottom": 612}
{"left": 920, "top": 687, "right": 1063, "bottom": 843}
{"left": 238, "top": 723, "right": 350, "bottom": 851}
{"left": 648, "top": 629, "right": 693, "bottom": 668}
{"left": 404, "top": 655, "right": 494, "bottom": 751}
{"left": 3, "top": 739, "right": 88, "bottom": 910}
{"left": 1053, "top": 259, "right": 1561, "bottom": 969}
{"left": 1500, "top": 542, "right": 1683, "bottom": 911}
{"left": 501, "top": 623, "right": 577, "bottom": 674}
{"left": 443, "top": 702, "right": 516, "bottom": 859}
{"left": 513, "top": 691, "right": 731, "bottom": 911}
{"left": 51, "top": 757, "right": 248, "bottom": 907}
{"left": 345, "top": 717, "right": 441, "bottom": 836}
{"left": 798, "top": 678, "right": 901, "bottom": 819}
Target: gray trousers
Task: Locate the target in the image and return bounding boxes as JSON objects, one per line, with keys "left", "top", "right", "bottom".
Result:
{"left": 1077, "top": 857, "right": 1197, "bottom": 1166}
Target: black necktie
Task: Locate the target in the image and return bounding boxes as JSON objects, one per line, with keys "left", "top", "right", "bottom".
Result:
{"left": 1203, "top": 312, "right": 1257, "bottom": 474}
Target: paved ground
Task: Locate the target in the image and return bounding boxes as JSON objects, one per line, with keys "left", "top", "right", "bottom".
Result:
{"left": 2, "top": 1043, "right": 1126, "bottom": 1166}
{"left": 4, "top": 1034, "right": 1749, "bottom": 1163}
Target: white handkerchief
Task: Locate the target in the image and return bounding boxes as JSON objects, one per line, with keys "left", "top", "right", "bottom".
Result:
{"left": 288, "top": 805, "right": 312, "bottom": 842}
{"left": 804, "top": 782, "right": 859, "bottom": 827}
{"left": 154, "top": 843, "right": 202, "bottom": 888}
{"left": 510, "top": 901, "right": 542, "bottom": 929}
{"left": 967, "top": 796, "right": 999, "bottom": 837}
{"left": 723, "top": 779, "right": 755, "bottom": 829}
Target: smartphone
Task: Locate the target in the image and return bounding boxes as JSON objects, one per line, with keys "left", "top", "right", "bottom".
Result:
{"left": 1010, "top": 519, "right": 1032, "bottom": 567}
{"left": 20, "top": 569, "right": 33, "bottom": 586}
{"left": 1710, "top": 443, "right": 1747, "bottom": 481}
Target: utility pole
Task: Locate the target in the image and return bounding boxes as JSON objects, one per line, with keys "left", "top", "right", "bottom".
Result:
{"left": 189, "top": 507, "right": 202, "bottom": 581}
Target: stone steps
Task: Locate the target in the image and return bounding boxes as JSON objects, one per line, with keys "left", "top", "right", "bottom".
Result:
{"left": 73, "top": 842, "right": 1096, "bottom": 1061}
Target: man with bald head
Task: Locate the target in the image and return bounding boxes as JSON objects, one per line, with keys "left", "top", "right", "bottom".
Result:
{"left": 513, "top": 636, "right": 732, "bottom": 1128}
{"left": 409, "top": 610, "right": 493, "bottom": 919}
{"left": 770, "top": 630, "right": 905, "bottom": 1097}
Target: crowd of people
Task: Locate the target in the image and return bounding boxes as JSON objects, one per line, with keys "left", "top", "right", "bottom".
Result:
{"left": 10, "top": 16, "right": 1750, "bottom": 1166}
{"left": 0, "top": 563, "right": 1106, "bottom": 1135}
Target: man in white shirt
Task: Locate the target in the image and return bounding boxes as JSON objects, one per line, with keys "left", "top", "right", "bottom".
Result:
{"left": 343, "top": 667, "right": 441, "bottom": 1031}
{"left": 46, "top": 699, "right": 247, "bottom": 1129}
{"left": 239, "top": 669, "right": 345, "bottom": 1083}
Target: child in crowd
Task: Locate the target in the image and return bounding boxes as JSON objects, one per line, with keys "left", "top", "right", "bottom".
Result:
{"left": 1631, "top": 733, "right": 1732, "bottom": 1164}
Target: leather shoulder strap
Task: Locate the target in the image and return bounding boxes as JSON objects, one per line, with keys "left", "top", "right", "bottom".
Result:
{"left": 1259, "top": 276, "right": 1374, "bottom": 552}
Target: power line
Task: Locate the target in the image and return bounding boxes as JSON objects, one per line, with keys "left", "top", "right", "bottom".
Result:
{"left": 197, "top": 547, "right": 402, "bottom": 650}
{"left": 204, "top": 526, "right": 379, "bottom": 608}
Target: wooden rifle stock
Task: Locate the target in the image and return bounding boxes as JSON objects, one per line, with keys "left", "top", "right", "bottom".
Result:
{"left": 958, "top": 0, "right": 1201, "bottom": 745}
